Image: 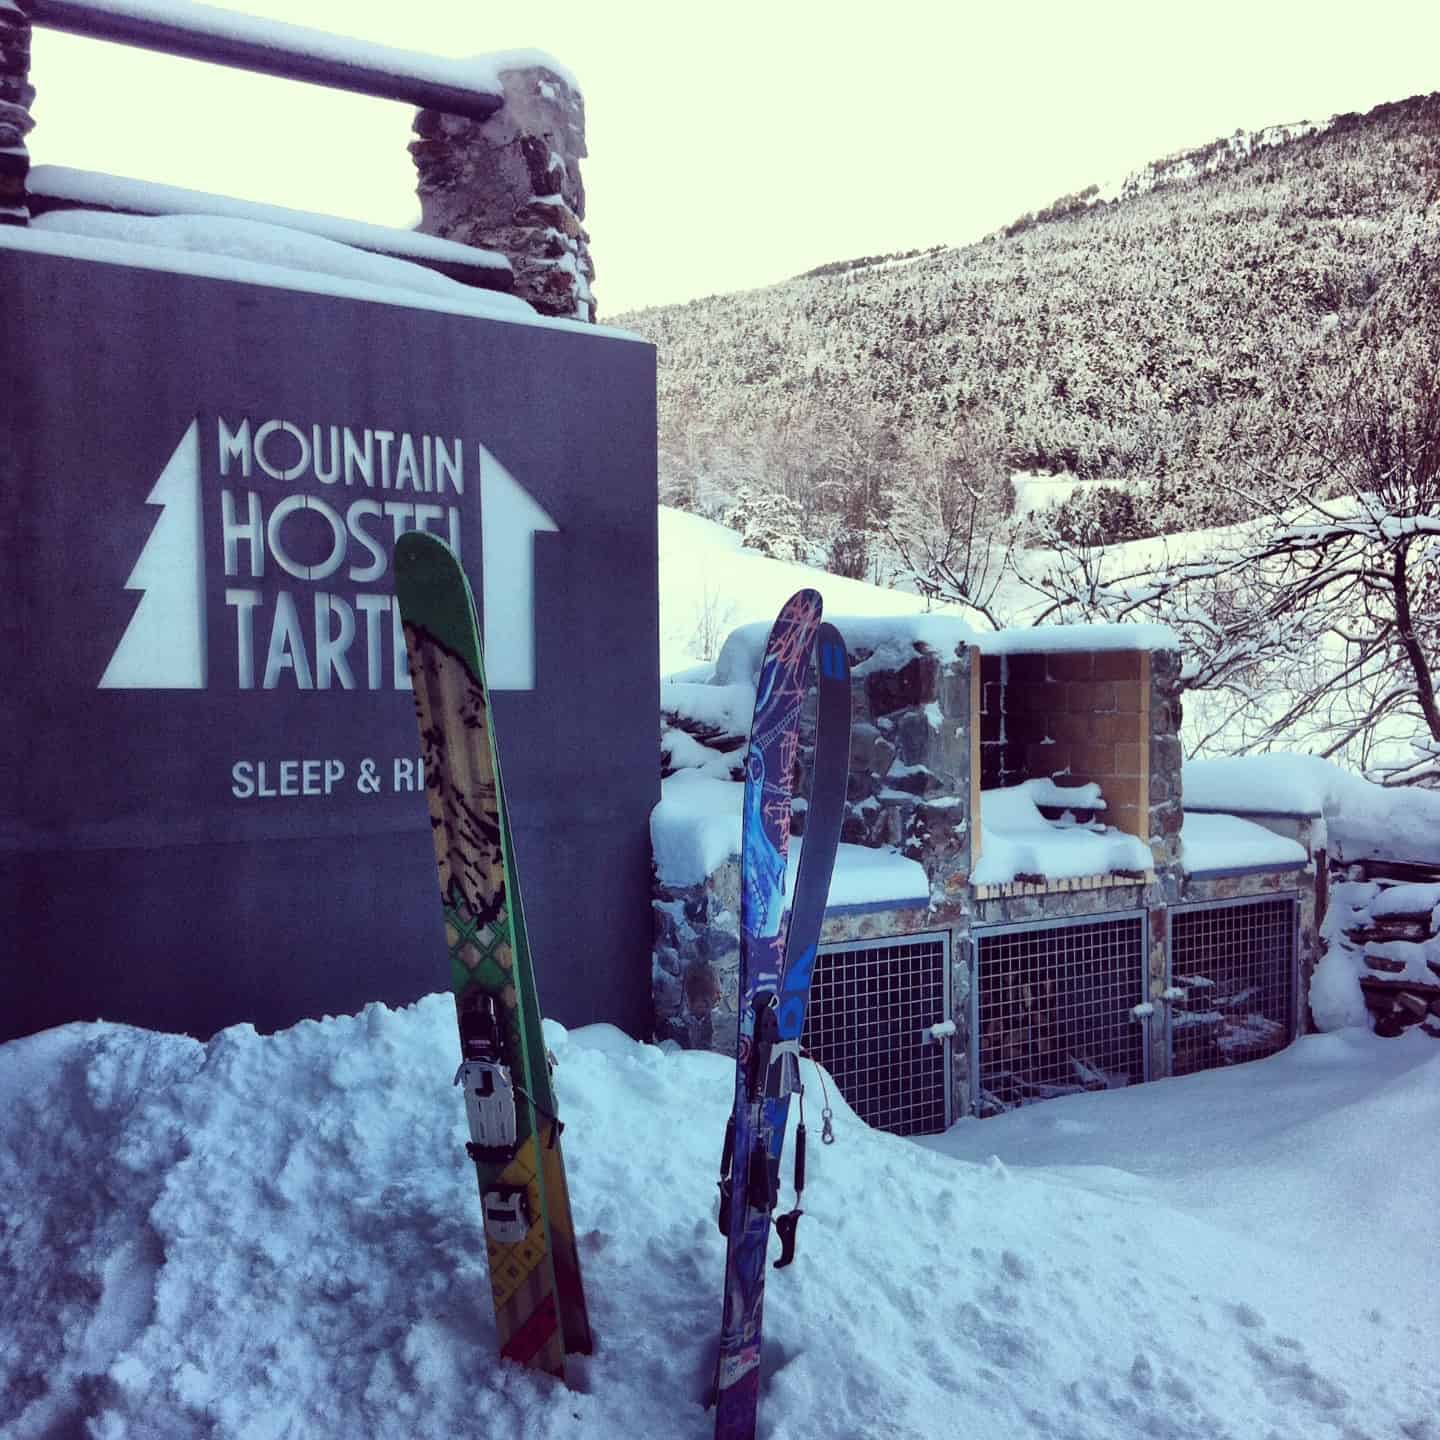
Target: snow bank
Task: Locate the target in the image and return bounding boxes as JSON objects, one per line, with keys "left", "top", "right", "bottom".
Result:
{"left": 2, "top": 1002, "right": 1435, "bottom": 1439}
{"left": 650, "top": 773, "right": 742, "bottom": 886}
{"left": 658, "top": 508, "right": 935, "bottom": 677}
{"left": 1180, "top": 812, "right": 1308, "bottom": 874}
{"left": 974, "top": 784, "right": 1151, "bottom": 885}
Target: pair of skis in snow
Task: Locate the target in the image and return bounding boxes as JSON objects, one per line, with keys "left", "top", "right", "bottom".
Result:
{"left": 397, "top": 539, "right": 848, "bottom": 1436}
{"left": 394, "top": 532, "right": 591, "bottom": 1382}
{"left": 712, "top": 590, "right": 852, "bottom": 1440}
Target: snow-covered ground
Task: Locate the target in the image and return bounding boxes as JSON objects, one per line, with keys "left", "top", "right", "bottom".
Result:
{"left": 2, "top": 1002, "right": 1434, "bottom": 1439}
{"left": 4, "top": 496, "right": 1437, "bottom": 1438}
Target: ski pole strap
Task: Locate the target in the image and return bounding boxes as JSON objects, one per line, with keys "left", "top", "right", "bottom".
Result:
{"left": 716, "top": 1114, "right": 736, "bottom": 1236}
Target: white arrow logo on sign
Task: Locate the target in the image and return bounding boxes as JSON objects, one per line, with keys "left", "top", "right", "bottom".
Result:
{"left": 100, "top": 423, "right": 559, "bottom": 693}
{"left": 480, "top": 443, "right": 558, "bottom": 692}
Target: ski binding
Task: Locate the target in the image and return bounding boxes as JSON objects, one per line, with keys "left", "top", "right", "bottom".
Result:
{"left": 455, "top": 1057, "right": 519, "bottom": 1163}
{"left": 481, "top": 1184, "right": 532, "bottom": 1244}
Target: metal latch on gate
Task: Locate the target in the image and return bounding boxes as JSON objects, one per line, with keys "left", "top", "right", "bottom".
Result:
{"left": 922, "top": 1020, "right": 957, "bottom": 1044}
{"left": 454, "top": 1057, "right": 519, "bottom": 1163}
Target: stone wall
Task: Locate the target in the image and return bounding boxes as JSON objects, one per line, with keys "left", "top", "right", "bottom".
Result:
{"left": 1330, "top": 858, "right": 1440, "bottom": 1039}
{"left": 840, "top": 639, "right": 976, "bottom": 909}
{"left": 654, "top": 629, "right": 977, "bottom": 1051}
{"left": 411, "top": 62, "right": 596, "bottom": 322}
{"left": 0, "top": 0, "right": 32, "bottom": 226}
{"left": 653, "top": 619, "right": 1324, "bottom": 1126}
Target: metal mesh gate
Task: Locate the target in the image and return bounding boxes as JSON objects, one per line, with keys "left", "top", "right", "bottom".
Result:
{"left": 972, "top": 913, "right": 1147, "bottom": 1116}
{"left": 1169, "top": 895, "right": 1297, "bottom": 1076}
{"left": 802, "top": 932, "right": 951, "bottom": 1136}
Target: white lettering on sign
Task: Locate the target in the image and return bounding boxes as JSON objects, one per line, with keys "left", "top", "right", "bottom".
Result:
{"left": 229, "top": 756, "right": 423, "bottom": 798}
{"left": 231, "top": 758, "right": 347, "bottom": 798}
{"left": 102, "top": 417, "right": 558, "bottom": 694}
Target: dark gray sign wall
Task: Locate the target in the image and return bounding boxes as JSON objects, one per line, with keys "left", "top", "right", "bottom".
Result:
{"left": 0, "top": 248, "right": 658, "bottom": 1043}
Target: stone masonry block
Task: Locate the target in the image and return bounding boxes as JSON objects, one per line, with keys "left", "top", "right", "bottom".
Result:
{"left": 1092, "top": 651, "right": 1143, "bottom": 681}
{"left": 1110, "top": 684, "right": 1148, "bottom": 719}
{"left": 1026, "top": 741, "right": 1070, "bottom": 776}
{"left": 1113, "top": 741, "right": 1143, "bottom": 776}
{"left": 1005, "top": 653, "right": 1048, "bottom": 687}
{"left": 1073, "top": 680, "right": 1116, "bottom": 713}
{"left": 1093, "top": 711, "right": 1143, "bottom": 743}
{"left": 1047, "top": 651, "right": 1094, "bottom": 682}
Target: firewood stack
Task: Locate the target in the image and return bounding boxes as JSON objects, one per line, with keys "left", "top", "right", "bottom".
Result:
{"left": 1345, "top": 865, "right": 1440, "bottom": 1039}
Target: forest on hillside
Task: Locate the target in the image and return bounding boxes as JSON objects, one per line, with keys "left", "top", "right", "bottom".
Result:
{"left": 621, "top": 94, "right": 1438, "bottom": 549}
{"left": 620, "top": 94, "right": 1440, "bottom": 781}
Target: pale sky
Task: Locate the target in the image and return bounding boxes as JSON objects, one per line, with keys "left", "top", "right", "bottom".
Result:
{"left": 23, "top": 0, "right": 1440, "bottom": 317}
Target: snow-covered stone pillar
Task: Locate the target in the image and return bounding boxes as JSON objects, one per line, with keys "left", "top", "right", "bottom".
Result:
{"left": 0, "top": 0, "right": 33, "bottom": 225}
{"left": 410, "top": 57, "right": 596, "bottom": 322}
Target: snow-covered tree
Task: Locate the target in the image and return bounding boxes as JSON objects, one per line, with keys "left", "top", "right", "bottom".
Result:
{"left": 1016, "top": 214, "right": 1440, "bottom": 781}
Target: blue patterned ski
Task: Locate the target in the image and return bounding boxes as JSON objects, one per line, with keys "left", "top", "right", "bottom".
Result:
{"left": 765, "top": 622, "right": 851, "bottom": 1270}
{"left": 712, "top": 592, "right": 826, "bottom": 1440}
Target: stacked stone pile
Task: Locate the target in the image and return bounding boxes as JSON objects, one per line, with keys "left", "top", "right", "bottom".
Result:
{"left": 412, "top": 61, "right": 596, "bottom": 321}
{"left": 0, "top": 0, "right": 31, "bottom": 225}
{"left": 1336, "top": 869, "right": 1440, "bottom": 1038}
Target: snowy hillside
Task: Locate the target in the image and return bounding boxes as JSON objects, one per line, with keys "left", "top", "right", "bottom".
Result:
{"left": 2, "top": 1001, "right": 1436, "bottom": 1439}
{"left": 659, "top": 507, "right": 932, "bottom": 674}
{"left": 626, "top": 92, "right": 1440, "bottom": 555}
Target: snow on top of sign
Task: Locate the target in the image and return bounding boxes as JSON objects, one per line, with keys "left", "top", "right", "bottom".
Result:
{"left": 649, "top": 772, "right": 927, "bottom": 906}
{"left": 1179, "top": 813, "right": 1308, "bottom": 875}
{"left": 977, "top": 622, "right": 1179, "bottom": 655}
{"left": 0, "top": 221, "right": 644, "bottom": 343}
{"left": 974, "top": 784, "right": 1151, "bottom": 885}
{"left": 32, "top": 209, "right": 513, "bottom": 301}
{"left": 55, "top": 1, "right": 580, "bottom": 99}
{"left": 29, "top": 166, "right": 512, "bottom": 274}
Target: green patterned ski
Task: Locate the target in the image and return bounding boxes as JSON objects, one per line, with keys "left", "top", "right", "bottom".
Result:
{"left": 394, "top": 530, "right": 591, "bottom": 1379}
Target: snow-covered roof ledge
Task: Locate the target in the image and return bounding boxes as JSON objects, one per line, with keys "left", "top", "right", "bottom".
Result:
{"left": 713, "top": 614, "right": 978, "bottom": 685}
{"left": 978, "top": 622, "right": 1180, "bottom": 655}
{"left": 650, "top": 774, "right": 928, "bottom": 912}
{"left": 0, "top": 223, "right": 646, "bottom": 343}
{"left": 1180, "top": 813, "right": 1309, "bottom": 875}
